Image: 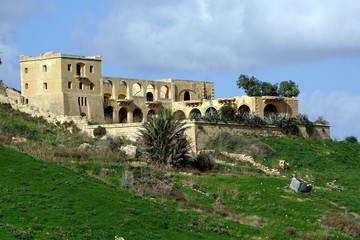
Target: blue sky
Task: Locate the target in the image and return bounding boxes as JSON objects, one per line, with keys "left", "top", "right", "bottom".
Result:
{"left": 1, "top": 0, "right": 360, "bottom": 140}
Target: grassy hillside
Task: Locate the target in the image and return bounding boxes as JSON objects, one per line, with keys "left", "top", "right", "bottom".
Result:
{"left": 0, "top": 145, "right": 259, "bottom": 239}
{"left": 1, "top": 103, "right": 360, "bottom": 239}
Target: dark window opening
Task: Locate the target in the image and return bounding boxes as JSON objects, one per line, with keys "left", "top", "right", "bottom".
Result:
{"left": 184, "top": 91, "right": 190, "bottom": 101}
{"left": 133, "top": 109, "right": 143, "bottom": 123}
{"left": 119, "top": 108, "right": 127, "bottom": 123}
{"left": 146, "top": 92, "right": 153, "bottom": 101}
{"left": 68, "top": 64, "right": 72, "bottom": 71}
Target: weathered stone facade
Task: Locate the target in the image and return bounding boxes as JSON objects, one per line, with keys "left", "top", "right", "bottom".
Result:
{"left": 20, "top": 52, "right": 298, "bottom": 123}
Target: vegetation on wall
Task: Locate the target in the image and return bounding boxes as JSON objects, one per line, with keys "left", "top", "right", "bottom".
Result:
{"left": 236, "top": 74, "right": 300, "bottom": 97}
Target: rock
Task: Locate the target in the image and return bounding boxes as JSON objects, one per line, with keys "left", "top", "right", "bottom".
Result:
{"left": 290, "top": 177, "right": 312, "bottom": 193}
{"left": 120, "top": 145, "right": 138, "bottom": 159}
{"left": 279, "top": 159, "right": 289, "bottom": 170}
{"left": 78, "top": 143, "right": 91, "bottom": 151}
{"left": 11, "top": 137, "right": 27, "bottom": 143}
{"left": 215, "top": 196, "right": 225, "bottom": 205}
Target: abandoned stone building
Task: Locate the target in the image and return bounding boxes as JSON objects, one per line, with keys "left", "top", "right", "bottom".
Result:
{"left": 20, "top": 51, "right": 298, "bottom": 124}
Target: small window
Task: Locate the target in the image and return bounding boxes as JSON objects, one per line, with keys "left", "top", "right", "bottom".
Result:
{"left": 25, "top": 99, "right": 29, "bottom": 104}
{"left": 68, "top": 82, "right": 72, "bottom": 89}
{"left": 90, "top": 66, "right": 94, "bottom": 73}
{"left": 81, "top": 97, "right": 84, "bottom": 106}
{"left": 90, "top": 83, "right": 95, "bottom": 90}
{"left": 25, "top": 83, "right": 29, "bottom": 89}
{"left": 43, "top": 83, "right": 48, "bottom": 90}
{"left": 78, "top": 97, "right": 80, "bottom": 105}
{"left": 25, "top": 68, "right": 28, "bottom": 73}
{"left": 85, "top": 97, "right": 87, "bottom": 106}
{"left": 79, "top": 82, "right": 83, "bottom": 90}
{"left": 68, "top": 64, "right": 72, "bottom": 71}
{"left": 42, "top": 65, "right": 47, "bottom": 72}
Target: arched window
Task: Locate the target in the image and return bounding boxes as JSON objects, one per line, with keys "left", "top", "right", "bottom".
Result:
{"left": 174, "top": 110, "right": 185, "bottom": 119}
{"left": 119, "top": 108, "right": 127, "bottom": 123}
{"left": 133, "top": 108, "right": 143, "bottom": 123}
{"left": 205, "top": 107, "right": 217, "bottom": 116}
{"left": 184, "top": 91, "right": 190, "bottom": 101}
{"left": 147, "top": 109, "right": 155, "bottom": 121}
{"left": 264, "top": 104, "right": 278, "bottom": 117}
{"left": 146, "top": 92, "right": 154, "bottom": 101}
{"left": 104, "top": 106, "right": 113, "bottom": 123}
{"left": 238, "top": 105, "right": 250, "bottom": 114}
{"left": 190, "top": 108, "right": 201, "bottom": 118}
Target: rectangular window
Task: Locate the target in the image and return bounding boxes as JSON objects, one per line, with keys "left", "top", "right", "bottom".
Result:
{"left": 68, "top": 82, "right": 72, "bottom": 89}
{"left": 90, "top": 83, "right": 94, "bottom": 90}
{"left": 25, "top": 83, "right": 29, "bottom": 89}
{"left": 68, "top": 64, "right": 72, "bottom": 71}
{"left": 25, "top": 68, "right": 28, "bottom": 73}
{"left": 43, "top": 83, "right": 48, "bottom": 90}
{"left": 25, "top": 99, "right": 29, "bottom": 104}
{"left": 79, "top": 82, "right": 83, "bottom": 90}
{"left": 90, "top": 66, "right": 94, "bottom": 73}
{"left": 85, "top": 97, "right": 87, "bottom": 106}
{"left": 42, "top": 65, "right": 47, "bottom": 72}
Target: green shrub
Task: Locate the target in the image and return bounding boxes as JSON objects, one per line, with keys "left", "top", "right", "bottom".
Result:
{"left": 219, "top": 104, "right": 236, "bottom": 121}
{"left": 345, "top": 136, "right": 358, "bottom": 143}
{"left": 276, "top": 113, "right": 298, "bottom": 135}
{"left": 93, "top": 126, "right": 106, "bottom": 138}
{"left": 140, "top": 109, "right": 190, "bottom": 166}
{"left": 194, "top": 153, "right": 215, "bottom": 171}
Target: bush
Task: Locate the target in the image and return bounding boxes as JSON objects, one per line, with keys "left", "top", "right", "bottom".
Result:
{"left": 283, "top": 227, "right": 297, "bottom": 235}
{"left": 276, "top": 113, "right": 299, "bottom": 135}
{"left": 194, "top": 153, "right": 215, "bottom": 171}
{"left": 219, "top": 104, "right": 236, "bottom": 121}
{"left": 345, "top": 136, "right": 358, "bottom": 143}
{"left": 93, "top": 126, "right": 106, "bottom": 138}
{"left": 321, "top": 211, "right": 360, "bottom": 238}
{"left": 140, "top": 109, "right": 190, "bottom": 166}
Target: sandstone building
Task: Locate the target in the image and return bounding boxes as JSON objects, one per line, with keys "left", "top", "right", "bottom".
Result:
{"left": 20, "top": 52, "right": 298, "bottom": 123}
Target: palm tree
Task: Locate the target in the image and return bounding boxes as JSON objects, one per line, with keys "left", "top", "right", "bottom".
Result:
{"left": 140, "top": 108, "right": 190, "bottom": 166}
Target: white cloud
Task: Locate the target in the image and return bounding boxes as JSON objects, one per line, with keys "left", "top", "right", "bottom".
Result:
{"left": 88, "top": 0, "right": 360, "bottom": 74}
{"left": 299, "top": 91, "right": 360, "bottom": 140}
{"left": 0, "top": 0, "right": 39, "bottom": 90}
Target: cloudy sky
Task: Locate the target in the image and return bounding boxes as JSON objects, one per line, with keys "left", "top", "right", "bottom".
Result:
{"left": 1, "top": 0, "right": 360, "bottom": 140}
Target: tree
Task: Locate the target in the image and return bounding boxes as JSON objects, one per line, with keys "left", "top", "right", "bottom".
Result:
{"left": 261, "top": 82, "right": 278, "bottom": 96}
{"left": 278, "top": 80, "right": 300, "bottom": 97}
{"left": 93, "top": 126, "right": 106, "bottom": 138}
{"left": 236, "top": 74, "right": 261, "bottom": 96}
{"left": 140, "top": 109, "right": 190, "bottom": 166}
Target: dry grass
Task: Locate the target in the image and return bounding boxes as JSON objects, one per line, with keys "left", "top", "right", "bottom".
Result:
{"left": 320, "top": 211, "right": 360, "bottom": 238}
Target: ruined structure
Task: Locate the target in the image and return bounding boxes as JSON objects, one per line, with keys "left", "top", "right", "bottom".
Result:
{"left": 20, "top": 52, "right": 298, "bottom": 123}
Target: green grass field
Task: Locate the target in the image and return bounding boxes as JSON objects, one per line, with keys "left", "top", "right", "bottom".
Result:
{"left": 1, "top": 103, "right": 360, "bottom": 239}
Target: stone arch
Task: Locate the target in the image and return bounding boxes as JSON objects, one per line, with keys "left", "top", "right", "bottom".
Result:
{"left": 160, "top": 85, "right": 169, "bottom": 99}
{"left": 146, "top": 92, "right": 154, "bottom": 101}
{"left": 132, "top": 83, "right": 143, "bottom": 97}
{"left": 184, "top": 91, "right": 190, "bottom": 101}
{"left": 146, "top": 84, "right": 155, "bottom": 101}
{"left": 205, "top": 107, "right": 217, "bottom": 116}
{"left": 238, "top": 104, "right": 250, "bottom": 114}
{"left": 104, "top": 106, "right": 113, "bottom": 123}
{"left": 190, "top": 108, "right": 201, "bottom": 118}
{"left": 104, "top": 93, "right": 111, "bottom": 106}
{"left": 133, "top": 108, "right": 143, "bottom": 123}
{"left": 264, "top": 104, "right": 278, "bottom": 117}
{"left": 119, "top": 108, "right": 128, "bottom": 123}
{"left": 174, "top": 110, "right": 185, "bottom": 119}
{"left": 147, "top": 109, "right": 156, "bottom": 120}
{"left": 118, "top": 81, "right": 127, "bottom": 99}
